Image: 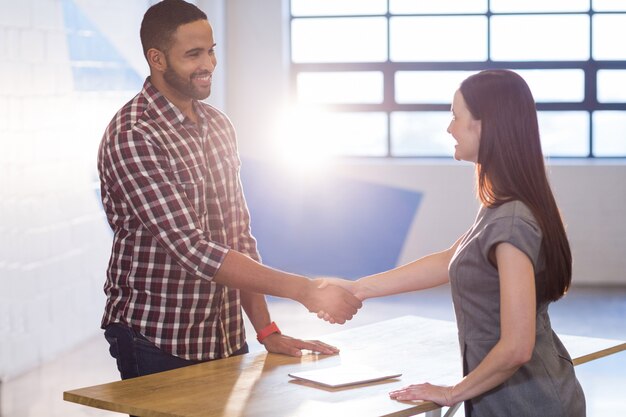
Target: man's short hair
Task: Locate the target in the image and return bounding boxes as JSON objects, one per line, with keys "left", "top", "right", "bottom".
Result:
{"left": 140, "top": 0, "right": 207, "bottom": 59}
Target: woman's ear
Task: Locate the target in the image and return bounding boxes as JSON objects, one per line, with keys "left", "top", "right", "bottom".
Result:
{"left": 146, "top": 48, "right": 166, "bottom": 72}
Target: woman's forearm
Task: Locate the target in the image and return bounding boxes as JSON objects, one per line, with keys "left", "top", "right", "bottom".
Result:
{"left": 355, "top": 242, "right": 459, "bottom": 300}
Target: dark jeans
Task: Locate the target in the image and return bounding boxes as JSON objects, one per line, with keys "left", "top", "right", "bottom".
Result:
{"left": 104, "top": 323, "right": 249, "bottom": 380}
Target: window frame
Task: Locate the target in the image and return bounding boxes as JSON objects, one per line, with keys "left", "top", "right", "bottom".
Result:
{"left": 288, "top": 3, "right": 626, "bottom": 158}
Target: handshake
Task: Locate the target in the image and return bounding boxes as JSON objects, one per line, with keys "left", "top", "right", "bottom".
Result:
{"left": 300, "top": 277, "right": 367, "bottom": 325}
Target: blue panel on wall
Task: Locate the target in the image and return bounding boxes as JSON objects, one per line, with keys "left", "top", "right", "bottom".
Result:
{"left": 241, "top": 160, "right": 422, "bottom": 279}
{"left": 61, "top": 0, "right": 142, "bottom": 91}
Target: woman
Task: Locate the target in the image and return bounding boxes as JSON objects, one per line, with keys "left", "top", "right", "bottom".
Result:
{"left": 319, "top": 70, "right": 586, "bottom": 416}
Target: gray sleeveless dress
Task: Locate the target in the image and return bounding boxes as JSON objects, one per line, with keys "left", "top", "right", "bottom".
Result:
{"left": 448, "top": 201, "right": 585, "bottom": 416}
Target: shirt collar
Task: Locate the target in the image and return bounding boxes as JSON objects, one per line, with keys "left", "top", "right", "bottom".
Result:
{"left": 141, "top": 77, "right": 209, "bottom": 128}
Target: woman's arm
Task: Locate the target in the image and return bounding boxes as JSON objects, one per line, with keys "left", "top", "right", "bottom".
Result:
{"left": 350, "top": 235, "right": 464, "bottom": 300}
{"left": 447, "top": 242, "right": 536, "bottom": 402}
{"left": 390, "top": 242, "right": 537, "bottom": 405}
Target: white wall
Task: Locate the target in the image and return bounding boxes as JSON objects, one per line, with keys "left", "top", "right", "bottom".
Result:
{"left": 0, "top": 0, "right": 114, "bottom": 380}
{"left": 225, "top": 0, "right": 289, "bottom": 160}
{"left": 549, "top": 162, "right": 626, "bottom": 285}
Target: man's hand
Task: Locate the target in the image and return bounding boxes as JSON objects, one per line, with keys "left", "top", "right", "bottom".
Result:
{"left": 261, "top": 333, "right": 340, "bottom": 357}
{"left": 314, "top": 278, "right": 364, "bottom": 324}
{"left": 299, "top": 280, "right": 362, "bottom": 324}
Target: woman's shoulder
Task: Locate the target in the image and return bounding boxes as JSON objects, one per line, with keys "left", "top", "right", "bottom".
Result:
{"left": 488, "top": 200, "right": 534, "bottom": 221}
{"left": 481, "top": 200, "right": 540, "bottom": 235}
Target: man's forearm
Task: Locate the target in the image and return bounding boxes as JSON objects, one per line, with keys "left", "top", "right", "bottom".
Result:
{"left": 213, "top": 250, "right": 311, "bottom": 304}
{"left": 214, "top": 250, "right": 362, "bottom": 324}
{"left": 240, "top": 291, "right": 272, "bottom": 333}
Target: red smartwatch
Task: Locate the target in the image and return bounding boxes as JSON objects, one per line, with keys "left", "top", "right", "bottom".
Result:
{"left": 257, "top": 321, "right": 281, "bottom": 343}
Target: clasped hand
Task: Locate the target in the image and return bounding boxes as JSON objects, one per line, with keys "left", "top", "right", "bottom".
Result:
{"left": 300, "top": 277, "right": 362, "bottom": 324}
{"left": 311, "top": 277, "right": 362, "bottom": 324}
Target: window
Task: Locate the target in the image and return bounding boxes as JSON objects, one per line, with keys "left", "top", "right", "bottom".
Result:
{"left": 289, "top": 0, "right": 626, "bottom": 158}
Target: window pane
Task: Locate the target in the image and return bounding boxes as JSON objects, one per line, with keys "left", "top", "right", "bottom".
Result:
{"left": 391, "top": 112, "right": 455, "bottom": 156}
{"left": 390, "top": 16, "right": 487, "bottom": 62}
{"left": 297, "top": 72, "right": 383, "bottom": 104}
{"left": 515, "top": 69, "right": 585, "bottom": 102}
{"left": 597, "top": 70, "right": 626, "bottom": 103}
{"left": 491, "top": 0, "right": 589, "bottom": 12}
{"left": 395, "top": 71, "right": 475, "bottom": 104}
{"left": 314, "top": 112, "right": 388, "bottom": 156}
{"left": 593, "top": 14, "right": 626, "bottom": 60}
{"left": 390, "top": 0, "right": 486, "bottom": 14}
{"left": 291, "top": 18, "right": 387, "bottom": 63}
{"left": 538, "top": 111, "right": 589, "bottom": 157}
{"left": 491, "top": 15, "right": 590, "bottom": 61}
{"left": 275, "top": 109, "right": 387, "bottom": 158}
{"left": 593, "top": 0, "right": 626, "bottom": 11}
{"left": 279, "top": 110, "right": 388, "bottom": 156}
{"left": 291, "top": 0, "right": 387, "bottom": 16}
{"left": 593, "top": 112, "right": 626, "bottom": 156}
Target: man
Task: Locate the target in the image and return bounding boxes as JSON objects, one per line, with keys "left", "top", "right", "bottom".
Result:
{"left": 98, "top": 0, "right": 361, "bottom": 380}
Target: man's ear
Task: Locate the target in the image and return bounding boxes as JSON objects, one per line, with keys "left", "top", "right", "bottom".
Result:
{"left": 146, "top": 48, "right": 166, "bottom": 72}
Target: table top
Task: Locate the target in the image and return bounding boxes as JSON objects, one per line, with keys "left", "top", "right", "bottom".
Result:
{"left": 64, "top": 316, "right": 626, "bottom": 417}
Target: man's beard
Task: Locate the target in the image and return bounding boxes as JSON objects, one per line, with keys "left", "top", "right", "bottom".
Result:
{"left": 163, "top": 61, "right": 211, "bottom": 101}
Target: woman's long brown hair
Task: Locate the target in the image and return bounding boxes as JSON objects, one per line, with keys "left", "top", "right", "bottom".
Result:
{"left": 460, "top": 69, "right": 572, "bottom": 302}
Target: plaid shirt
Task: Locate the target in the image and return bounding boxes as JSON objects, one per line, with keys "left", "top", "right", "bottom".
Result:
{"left": 98, "top": 78, "right": 260, "bottom": 360}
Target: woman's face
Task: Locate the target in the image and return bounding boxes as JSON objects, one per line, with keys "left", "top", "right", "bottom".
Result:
{"left": 447, "top": 89, "right": 482, "bottom": 163}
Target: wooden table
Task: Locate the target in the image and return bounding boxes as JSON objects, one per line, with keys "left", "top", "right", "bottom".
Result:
{"left": 64, "top": 316, "right": 626, "bottom": 417}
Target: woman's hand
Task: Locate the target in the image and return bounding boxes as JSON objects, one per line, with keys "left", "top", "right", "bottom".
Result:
{"left": 389, "top": 383, "right": 456, "bottom": 407}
